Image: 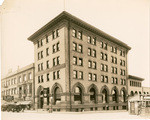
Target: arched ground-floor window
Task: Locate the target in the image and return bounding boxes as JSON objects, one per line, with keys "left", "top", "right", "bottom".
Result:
{"left": 89, "top": 88, "right": 96, "bottom": 103}
{"left": 112, "top": 89, "right": 118, "bottom": 103}
{"left": 121, "top": 90, "right": 126, "bottom": 102}
{"left": 74, "top": 86, "right": 82, "bottom": 104}
{"left": 54, "top": 87, "right": 61, "bottom": 105}
{"left": 135, "top": 91, "right": 138, "bottom": 95}
{"left": 39, "top": 90, "right": 44, "bottom": 109}
{"left": 102, "top": 89, "right": 108, "bottom": 103}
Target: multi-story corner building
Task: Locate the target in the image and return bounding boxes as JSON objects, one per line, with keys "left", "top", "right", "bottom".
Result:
{"left": 28, "top": 11, "right": 131, "bottom": 111}
{"left": 128, "top": 75, "right": 144, "bottom": 96}
{"left": 1, "top": 63, "right": 35, "bottom": 104}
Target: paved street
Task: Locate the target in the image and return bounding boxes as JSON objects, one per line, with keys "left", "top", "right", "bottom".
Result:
{"left": 1, "top": 111, "right": 150, "bottom": 120}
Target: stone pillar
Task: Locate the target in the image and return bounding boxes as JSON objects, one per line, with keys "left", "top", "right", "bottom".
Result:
{"left": 43, "top": 97, "right": 48, "bottom": 109}
{"left": 118, "top": 95, "right": 122, "bottom": 103}
{"left": 109, "top": 95, "right": 113, "bottom": 103}
{"left": 98, "top": 94, "right": 102, "bottom": 103}
{"left": 84, "top": 94, "right": 89, "bottom": 104}
{"left": 34, "top": 96, "right": 38, "bottom": 109}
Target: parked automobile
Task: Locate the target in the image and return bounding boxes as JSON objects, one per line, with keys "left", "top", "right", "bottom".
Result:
{"left": 1, "top": 104, "right": 8, "bottom": 111}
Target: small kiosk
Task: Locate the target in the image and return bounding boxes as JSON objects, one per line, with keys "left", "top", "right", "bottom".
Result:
{"left": 128, "top": 94, "right": 150, "bottom": 115}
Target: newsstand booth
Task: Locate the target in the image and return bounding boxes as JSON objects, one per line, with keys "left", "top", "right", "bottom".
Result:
{"left": 128, "top": 94, "right": 150, "bottom": 115}
{"left": 128, "top": 95, "right": 141, "bottom": 115}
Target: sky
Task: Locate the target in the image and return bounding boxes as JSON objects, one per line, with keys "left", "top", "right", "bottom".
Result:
{"left": 0, "top": 0, "right": 4, "bottom": 5}
{"left": 0, "top": 0, "right": 149, "bottom": 87}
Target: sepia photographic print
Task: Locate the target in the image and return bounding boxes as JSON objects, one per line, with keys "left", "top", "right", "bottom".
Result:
{"left": 0, "top": 0, "right": 150, "bottom": 120}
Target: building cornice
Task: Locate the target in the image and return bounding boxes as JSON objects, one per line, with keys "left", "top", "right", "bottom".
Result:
{"left": 28, "top": 11, "right": 131, "bottom": 50}
{"left": 128, "top": 75, "right": 144, "bottom": 81}
{"left": 2, "top": 63, "right": 35, "bottom": 80}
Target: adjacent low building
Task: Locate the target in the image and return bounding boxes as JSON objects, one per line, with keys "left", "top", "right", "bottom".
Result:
{"left": 128, "top": 75, "right": 144, "bottom": 96}
{"left": 142, "top": 87, "right": 150, "bottom": 95}
{"left": 1, "top": 63, "right": 35, "bottom": 105}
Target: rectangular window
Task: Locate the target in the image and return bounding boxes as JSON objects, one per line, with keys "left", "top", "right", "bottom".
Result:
{"left": 56, "top": 29, "right": 59, "bottom": 37}
{"left": 92, "top": 37, "right": 96, "bottom": 45}
{"left": 93, "top": 62, "right": 96, "bottom": 69}
{"left": 53, "top": 58, "right": 56, "bottom": 66}
{"left": 79, "top": 58, "right": 83, "bottom": 66}
{"left": 78, "top": 31, "right": 82, "bottom": 39}
{"left": 14, "top": 78, "right": 16, "bottom": 84}
{"left": 46, "top": 48, "right": 49, "bottom": 56}
{"left": 104, "top": 65, "right": 108, "bottom": 72}
{"left": 123, "top": 70, "right": 125, "bottom": 76}
{"left": 101, "top": 75, "right": 104, "bottom": 82}
{"left": 114, "top": 47, "right": 117, "bottom": 53}
{"left": 93, "top": 74, "right": 97, "bottom": 81}
{"left": 78, "top": 44, "right": 82, "bottom": 53}
{"left": 101, "top": 64, "right": 104, "bottom": 71}
{"left": 29, "top": 73, "right": 32, "bottom": 80}
{"left": 115, "top": 78, "right": 118, "bottom": 84}
{"left": 88, "top": 48, "right": 91, "bottom": 56}
{"left": 104, "top": 54, "right": 107, "bottom": 61}
{"left": 93, "top": 49, "right": 96, "bottom": 57}
{"left": 105, "top": 76, "right": 108, "bottom": 83}
{"left": 88, "top": 73, "right": 92, "bottom": 81}
{"left": 57, "top": 70, "right": 60, "bottom": 79}
{"left": 79, "top": 71, "right": 83, "bottom": 79}
{"left": 111, "top": 67, "right": 114, "bottom": 73}
{"left": 88, "top": 36, "right": 91, "bottom": 43}
{"left": 73, "top": 56, "right": 77, "bottom": 65}
{"left": 120, "top": 59, "right": 122, "bottom": 65}
{"left": 100, "top": 41, "right": 103, "bottom": 48}
{"left": 88, "top": 60, "right": 92, "bottom": 68}
{"left": 53, "top": 44, "right": 56, "bottom": 53}
{"left": 47, "top": 73, "right": 49, "bottom": 81}
{"left": 57, "top": 56, "right": 60, "bottom": 65}
{"left": 57, "top": 42, "right": 60, "bottom": 51}
{"left": 111, "top": 46, "right": 113, "bottom": 52}
{"left": 123, "top": 61, "right": 125, "bottom": 66}
{"left": 53, "top": 72, "right": 56, "bottom": 80}
{"left": 52, "top": 31, "right": 55, "bottom": 39}
{"left": 123, "top": 51, "right": 125, "bottom": 57}
{"left": 41, "top": 51, "right": 43, "bottom": 58}
{"left": 121, "top": 79, "right": 123, "bottom": 85}
{"left": 72, "top": 29, "right": 77, "bottom": 37}
{"left": 111, "top": 77, "right": 114, "bottom": 84}
{"left": 104, "top": 43, "right": 107, "bottom": 50}
{"left": 114, "top": 57, "right": 117, "bottom": 64}
{"left": 111, "top": 56, "right": 114, "bottom": 63}
{"left": 38, "top": 52, "right": 40, "bottom": 60}
{"left": 46, "top": 60, "right": 49, "bottom": 69}
{"left": 41, "top": 75, "right": 43, "bottom": 82}
{"left": 73, "top": 70, "right": 77, "bottom": 79}
{"left": 41, "top": 39, "right": 43, "bottom": 46}
{"left": 115, "top": 68, "right": 117, "bottom": 74}
{"left": 73, "top": 42, "right": 77, "bottom": 51}
{"left": 41, "top": 63, "right": 43, "bottom": 70}
{"left": 23, "top": 75, "right": 26, "bottom": 81}
{"left": 38, "top": 76, "right": 40, "bottom": 83}
{"left": 100, "top": 52, "right": 103, "bottom": 60}
{"left": 120, "top": 50, "right": 122, "bottom": 56}
{"left": 19, "top": 76, "right": 21, "bottom": 83}
{"left": 46, "top": 35, "right": 49, "bottom": 43}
